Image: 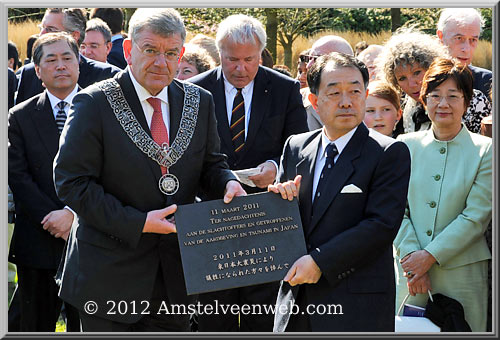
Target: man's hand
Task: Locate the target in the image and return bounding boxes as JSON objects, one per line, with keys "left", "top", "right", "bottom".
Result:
{"left": 248, "top": 161, "right": 277, "bottom": 188}
{"left": 223, "top": 180, "right": 247, "bottom": 203}
{"left": 268, "top": 175, "right": 301, "bottom": 201}
{"left": 401, "top": 250, "right": 436, "bottom": 284}
{"left": 283, "top": 254, "right": 322, "bottom": 286}
{"left": 143, "top": 205, "right": 177, "bottom": 234}
{"left": 41, "top": 209, "right": 74, "bottom": 239}
{"left": 407, "top": 272, "right": 432, "bottom": 296}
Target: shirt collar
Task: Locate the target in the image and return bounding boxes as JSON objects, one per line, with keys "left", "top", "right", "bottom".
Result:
{"left": 111, "top": 34, "right": 123, "bottom": 42}
{"left": 128, "top": 68, "right": 169, "bottom": 106}
{"left": 320, "top": 125, "right": 359, "bottom": 158}
{"left": 222, "top": 72, "right": 254, "bottom": 97}
{"left": 46, "top": 84, "right": 79, "bottom": 111}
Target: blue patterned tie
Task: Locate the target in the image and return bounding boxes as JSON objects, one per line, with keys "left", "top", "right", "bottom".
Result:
{"left": 313, "top": 143, "right": 338, "bottom": 209}
{"left": 56, "top": 101, "right": 67, "bottom": 135}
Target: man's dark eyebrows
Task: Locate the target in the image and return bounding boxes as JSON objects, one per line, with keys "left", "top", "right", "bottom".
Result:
{"left": 326, "top": 80, "right": 361, "bottom": 87}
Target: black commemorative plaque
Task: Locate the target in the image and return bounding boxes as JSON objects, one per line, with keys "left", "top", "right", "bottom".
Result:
{"left": 175, "top": 192, "right": 307, "bottom": 295}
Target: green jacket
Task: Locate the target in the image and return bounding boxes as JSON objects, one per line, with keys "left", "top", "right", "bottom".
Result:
{"left": 395, "top": 125, "right": 492, "bottom": 269}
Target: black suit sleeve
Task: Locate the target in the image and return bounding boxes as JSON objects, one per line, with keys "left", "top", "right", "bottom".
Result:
{"left": 8, "top": 109, "right": 61, "bottom": 225}
{"left": 309, "top": 141, "right": 410, "bottom": 285}
{"left": 273, "top": 80, "right": 308, "bottom": 164}
{"left": 200, "top": 93, "right": 238, "bottom": 199}
{"left": 54, "top": 91, "right": 146, "bottom": 248}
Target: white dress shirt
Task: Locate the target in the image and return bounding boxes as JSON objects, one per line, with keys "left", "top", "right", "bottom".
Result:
{"left": 46, "top": 85, "right": 79, "bottom": 120}
{"left": 223, "top": 75, "right": 254, "bottom": 139}
{"left": 129, "top": 67, "right": 170, "bottom": 133}
{"left": 312, "top": 125, "right": 359, "bottom": 202}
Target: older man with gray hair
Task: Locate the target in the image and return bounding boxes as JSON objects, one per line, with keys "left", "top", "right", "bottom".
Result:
{"left": 436, "top": 8, "right": 492, "bottom": 98}
{"left": 190, "top": 14, "right": 307, "bottom": 332}
{"left": 54, "top": 8, "right": 245, "bottom": 332}
{"left": 301, "top": 35, "right": 354, "bottom": 130}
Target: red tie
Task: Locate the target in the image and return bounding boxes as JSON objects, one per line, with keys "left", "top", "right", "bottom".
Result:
{"left": 146, "top": 97, "right": 169, "bottom": 175}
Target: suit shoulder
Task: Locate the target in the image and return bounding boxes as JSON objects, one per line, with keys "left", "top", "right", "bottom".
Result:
{"left": 288, "top": 129, "right": 321, "bottom": 149}
{"left": 84, "top": 56, "right": 121, "bottom": 74}
{"left": 469, "top": 65, "right": 492, "bottom": 77}
{"left": 9, "top": 93, "right": 43, "bottom": 116}
{"left": 261, "top": 66, "right": 300, "bottom": 87}
{"left": 188, "top": 68, "right": 218, "bottom": 86}
{"left": 176, "top": 79, "right": 214, "bottom": 99}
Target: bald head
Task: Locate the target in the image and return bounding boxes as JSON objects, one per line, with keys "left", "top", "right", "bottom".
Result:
{"left": 357, "top": 44, "right": 383, "bottom": 80}
{"left": 306, "top": 35, "right": 353, "bottom": 71}
{"left": 310, "top": 35, "right": 354, "bottom": 56}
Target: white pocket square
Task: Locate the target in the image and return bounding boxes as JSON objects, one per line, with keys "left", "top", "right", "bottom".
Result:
{"left": 340, "top": 184, "right": 363, "bottom": 193}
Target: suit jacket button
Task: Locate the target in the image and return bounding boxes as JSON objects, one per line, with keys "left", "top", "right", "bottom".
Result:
{"left": 440, "top": 147, "right": 446, "bottom": 154}
{"left": 351, "top": 268, "right": 355, "bottom": 272}
{"left": 429, "top": 201, "right": 436, "bottom": 208}
{"left": 426, "top": 229, "right": 432, "bottom": 236}
{"left": 338, "top": 274, "right": 342, "bottom": 280}
{"left": 342, "top": 272, "right": 347, "bottom": 278}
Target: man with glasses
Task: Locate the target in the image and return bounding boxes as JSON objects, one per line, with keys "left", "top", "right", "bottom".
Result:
{"left": 270, "top": 53, "right": 410, "bottom": 332}
{"left": 15, "top": 8, "right": 120, "bottom": 104}
{"left": 300, "top": 35, "right": 354, "bottom": 130}
{"left": 53, "top": 8, "right": 245, "bottom": 332}
{"left": 80, "top": 18, "right": 113, "bottom": 64}
{"left": 436, "top": 8, "right": 492, "bottom": 98}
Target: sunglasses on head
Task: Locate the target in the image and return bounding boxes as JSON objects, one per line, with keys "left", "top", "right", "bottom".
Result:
{"left": 299, "top": 55, "right": 319, "bottom": 63}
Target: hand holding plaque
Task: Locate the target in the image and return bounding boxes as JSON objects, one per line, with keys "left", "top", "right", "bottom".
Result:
{"left": 175, "top": 192, "right": 307, "bottom": 295}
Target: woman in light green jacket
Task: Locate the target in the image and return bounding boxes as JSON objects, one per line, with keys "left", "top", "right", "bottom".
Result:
{"left": 394, "top": 58, "right": 492, "bottom": 332}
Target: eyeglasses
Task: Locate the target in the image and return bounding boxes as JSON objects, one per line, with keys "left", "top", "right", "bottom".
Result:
{"left": 299, "top": 55, "right": 319, "bottom": 63}
{"left": 37, "top": 24, "right": 61, "bottom": 33}
{"left": 134, "top": 43, "right": 180, "bottom": 62}
{"left": 80, "top": 43, "right": 103, "bottom": 50}
{"left": 426, "top": 93, "right": 464, "bottom": 105}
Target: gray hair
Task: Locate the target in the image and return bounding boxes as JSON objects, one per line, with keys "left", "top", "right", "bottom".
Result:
{"left": 216, "top": 14, "right": 266, "bottom": 52}
{"left": 46, "top": 8, "right": 87, "bottom": 45}
{"left": 85, "top": 18, "right": 112, "bottom": 43}
{"left": 376, "top": 27, "right": 449, "bottom": 93}
{"left": 128, "top": 8, "right": 186, "bottom": 43}
{"left": 437, "top": 8, "right": 483, "bottom": 34}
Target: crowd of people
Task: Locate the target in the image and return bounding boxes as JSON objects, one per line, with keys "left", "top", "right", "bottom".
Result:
{"left": 7, "top": 7, "right": 492, "bottom": 333}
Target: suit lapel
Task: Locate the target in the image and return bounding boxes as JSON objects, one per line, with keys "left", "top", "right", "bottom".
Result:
{"left": 168, "top": 79, "right": 183, "bottom": 143}
{"left": 296, "top": 133, "right": 321, "bottom": 232}
{"left": 240, "top": 67, "right": 270, "bottom": 160}
{"left": 213, "top": 68, "right": 233, "bottom": 157}
{"left": 30, "top": 91, "right": 60, "bottom": 159}
{"left": 308, "top": 125, "right": 368, "bottom": 236}
{"left": 116, "top": 71, "right": 161, "bottom": 185}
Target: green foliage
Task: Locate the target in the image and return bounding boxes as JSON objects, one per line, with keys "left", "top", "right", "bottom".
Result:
{"left": 8, "top": 8, "right": 45, "bottom": 22}
{"left": 325, "top": 8, "right": 392, "bottom": 34}
{"left": 479, "top": 8, "right": 492, "bottom": 41}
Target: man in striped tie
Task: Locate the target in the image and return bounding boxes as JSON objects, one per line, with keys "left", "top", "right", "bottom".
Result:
{"left": 190, "top": 14, "right": 308, "bottom": 332}
{"left": 8, "top": 32, "right": 81, "bottom": 331}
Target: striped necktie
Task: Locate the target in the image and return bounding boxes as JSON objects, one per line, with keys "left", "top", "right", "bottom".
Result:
{"left": 55, "top": 101, "right": 67, "bottom": 135}
{"left": 313, "top": 143, "right": 338, "bottom": 210}
{"left": 230, "top": 88, "right": 245, "bottom": 154}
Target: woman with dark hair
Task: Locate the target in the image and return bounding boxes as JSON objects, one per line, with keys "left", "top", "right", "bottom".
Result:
{"left": 377, "top": 28, "right": 491, "bottom": 135}
{"left": 394, "top": 58, "right": 492, "bottom": 332}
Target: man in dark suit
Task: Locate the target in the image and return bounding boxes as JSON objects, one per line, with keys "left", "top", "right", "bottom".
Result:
{"left": 8, "top": 32, "right": 82, "bottom": 332}
{"left": 189, "top": 14, "right": 307, "bottom": 332}
{"left": 436, "top": 8, "right": 492, "bottom": 97}
{"left": 15, "top": 8, "right": 120, "bottom": 104}
{"left": 269, "top": 53, "right": 411, "bottom": 332}
{"left": 90, "top": 8, "right": 127, "bottom": 69}
{"left": 8, "top": 68, "right": 17, "bottom": 110}
{"left": 53, "top": 8, "right": 245, "bottom": 332}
